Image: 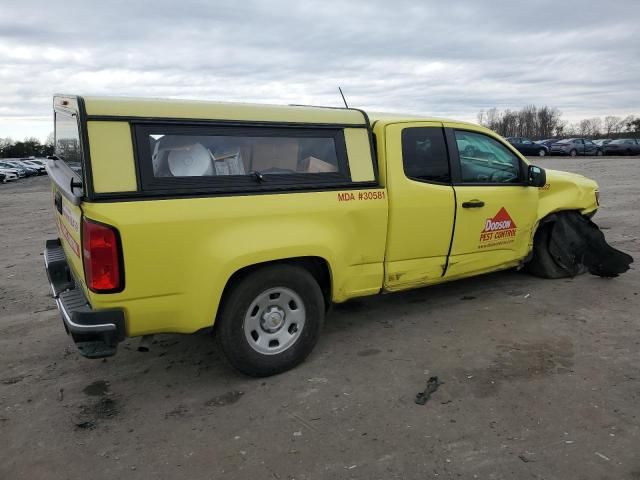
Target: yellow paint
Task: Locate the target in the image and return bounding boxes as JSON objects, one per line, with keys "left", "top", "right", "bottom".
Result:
{"left": 82, "top": 190, "right": 388, "bottom": 336}
{"left": 51, "top": 96, "right": 600, "bottom": 338}
{"left": 344, "top": 128, "right": 375, "bottom": 182}
{"left": 87, "top": 122, "right": 137, "bottom": 193}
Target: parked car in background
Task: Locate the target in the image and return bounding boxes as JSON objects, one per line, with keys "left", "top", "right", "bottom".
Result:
{"left": 550, "top": 138, "right": 603, "bottom": 156}
{"left": 603, "top": 138, "right": 640, "bottom": 156}
{"left": 4, "top": 159, "right": 43, "bottom": 177}
{"left": 0, "top": 167, "right": 19, "bottom": 182}
{"left": 3, "top": 160, "right": 40, "bottom": 176}
{"left": 0, "top": 161, "right": 27, "bottom": 177}
{"left": 506, "top": 137, "right": 549, "bottom": 156}
{"left": 593, "top": 139, "right": 612, "bottom": 147}
{"left": 17, "top": 158, "right": 47, "bottom": 174}
{"left": 535, "top": 139, "right": 558, "bottom": 149}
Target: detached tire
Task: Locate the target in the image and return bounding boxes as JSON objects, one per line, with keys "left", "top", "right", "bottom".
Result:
{"left": 216, "top": 264, "right": 325, "bottom": 377}
{"left": 525, "top": 223, "right": 572, "bottom": 279}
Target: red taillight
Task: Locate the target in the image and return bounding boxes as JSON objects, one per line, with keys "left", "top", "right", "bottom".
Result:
{"left": 82, "top": 218, "right": 123, "bottom": 292}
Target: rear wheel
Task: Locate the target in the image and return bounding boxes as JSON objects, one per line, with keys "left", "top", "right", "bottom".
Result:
{"left": 216, "top": 264, "right": 325, "bottom": 377}
{"left": 538, "top": 148, "right": 546, "bottom": 157}
{"left": 596, "top": 149, "right": 603, "bottom": 156}
{"left": 569, "top": 149, "right": 578, "bottom": 157}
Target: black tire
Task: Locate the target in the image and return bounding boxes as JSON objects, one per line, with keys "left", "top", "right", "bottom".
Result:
{"left": 538, "top": 148, "right": 546, "bottom": 157}
{"left": 596, "top": 149, "right": 603, "bottom": 156}
{"left": 569, "top": 149, "right": 577, "bottom": 157}
{"left": 216, "top": 264, "right": 325, "bottom": 377}
{"left": 525, "top": 223, "right": 572, "bottom": 279}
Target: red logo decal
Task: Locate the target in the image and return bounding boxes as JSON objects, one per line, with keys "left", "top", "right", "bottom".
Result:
{"left": 479, "top": 207, "right": 517, "bottom": 247}
{"left": 482, "top": 207, "right": 517, "bottom": 233}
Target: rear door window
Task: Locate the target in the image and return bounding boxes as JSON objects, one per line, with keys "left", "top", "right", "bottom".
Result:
{"left": 135, "top": 125, "right": 351, "bottom": 193}
{"left": 401, "top": 127, "right": 450, "bottom": 183}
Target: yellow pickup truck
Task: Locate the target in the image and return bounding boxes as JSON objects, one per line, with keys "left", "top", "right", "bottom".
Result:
{"left": 44, "top": 95, "right": 600, "bottom": 376}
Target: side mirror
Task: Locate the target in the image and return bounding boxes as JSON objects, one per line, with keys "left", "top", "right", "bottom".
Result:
{"left": 527, "top": 165, "right": 546, "bottom": 187}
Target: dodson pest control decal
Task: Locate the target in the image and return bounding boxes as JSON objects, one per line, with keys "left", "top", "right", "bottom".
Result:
{"left": 478, "top": 207, "right": 517, "bottom": 249}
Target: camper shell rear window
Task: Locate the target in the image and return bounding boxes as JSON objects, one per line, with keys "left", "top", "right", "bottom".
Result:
{"left": 134, "top": 124, "right": 351, "bottom": 193}
{"left": 54, "top": 110, "right": 83, "bottom": 178}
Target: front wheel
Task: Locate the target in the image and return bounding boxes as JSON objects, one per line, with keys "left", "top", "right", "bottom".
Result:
{"left": 216, "top": 264, "right": 325, "bottom": 377}
{"left": 596, "top": 149, "right": 603, "bottom": 156}
{"left": 538, "top": 148, "right": 546, "bottom": 157}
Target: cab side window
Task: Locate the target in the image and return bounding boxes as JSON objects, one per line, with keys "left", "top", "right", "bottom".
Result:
{"left": 401, "top": 127, "right": 450, "bottom": 183}
{"left": 454, "top": 130, "right": 522, "bottom": 184}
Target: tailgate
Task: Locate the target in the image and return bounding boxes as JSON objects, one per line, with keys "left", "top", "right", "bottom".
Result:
{"left": 48, "top": 95, "right": 88, "bottom": 292}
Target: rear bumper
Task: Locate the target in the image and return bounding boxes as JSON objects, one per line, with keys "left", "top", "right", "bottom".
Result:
{"left": 44, "top": 238, "right": 126, "bottom": 358}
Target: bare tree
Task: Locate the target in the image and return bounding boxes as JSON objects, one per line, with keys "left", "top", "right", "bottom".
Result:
{"left": 604, "top": 116, "right": 622, "bottom": 137}
{"left": 476, "top": 105, "right": 564, "bottom": 139}
{"left": 45, "top": 132, "right": 55, "bottom": 147}
{"left": 622, "top": 115, "right": 636, "bottom": 133}
{"left": 578, "top": 118, "right": 602, "bottom": 137}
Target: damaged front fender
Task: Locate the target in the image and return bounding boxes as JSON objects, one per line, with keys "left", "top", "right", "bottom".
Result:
{"left": 527, "top": 211, "right": 633, "bottom": 278}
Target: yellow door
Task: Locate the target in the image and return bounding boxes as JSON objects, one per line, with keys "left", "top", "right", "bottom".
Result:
{"left": 444, "top": 127, "right": 539, "bottom": 280}
{"left": 382, "top": 122, "right": 456, "bottom": 290}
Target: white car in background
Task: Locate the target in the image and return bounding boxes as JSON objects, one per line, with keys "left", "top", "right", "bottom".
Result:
{"left": 18, "top": 159, "right": 47, "bottom": 174}
{"left": 0, "top": 167, "right": 19, "bottom": 182}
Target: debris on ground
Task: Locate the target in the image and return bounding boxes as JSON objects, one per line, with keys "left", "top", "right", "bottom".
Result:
{"left": 415, "top": 376, "right": 443, "bottom": 405}
{"left": 75, "top": 420, "right": 97, "bottom": 430}
{"left": 205, "top": 391, "right": 244, "bottom": 407}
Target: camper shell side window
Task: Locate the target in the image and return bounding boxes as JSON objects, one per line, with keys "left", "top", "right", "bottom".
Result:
{"left": 133, "top": 124, "right": 352, "bottom": 193}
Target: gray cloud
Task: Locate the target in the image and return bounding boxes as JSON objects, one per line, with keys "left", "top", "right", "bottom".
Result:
{"left": 0, "top": 0, "right": 638, "bottom": 140}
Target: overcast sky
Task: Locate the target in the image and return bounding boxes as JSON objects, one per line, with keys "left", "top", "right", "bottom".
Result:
{"left": 1, "top": 0, "right": 638, "bottom": 140}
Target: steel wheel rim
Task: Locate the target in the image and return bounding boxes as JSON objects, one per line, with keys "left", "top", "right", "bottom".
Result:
{"left": 243, "top": 287, "right": 306, "bottom": 355}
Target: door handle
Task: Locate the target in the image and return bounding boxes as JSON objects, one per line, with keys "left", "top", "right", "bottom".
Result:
{"left": 462, "top": 200, "right": 485, "bottom": 208}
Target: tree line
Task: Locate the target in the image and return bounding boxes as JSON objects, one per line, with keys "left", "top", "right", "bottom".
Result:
{"left": 0, "top": 134, "right": 54, "bottom": 158}
{"left": 477, "top": 106, "right": 640, "bottom": 140}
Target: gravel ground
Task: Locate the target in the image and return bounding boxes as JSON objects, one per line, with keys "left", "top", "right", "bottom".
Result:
{"left": 1, "top": 156, "right": 639, "bottom": 480}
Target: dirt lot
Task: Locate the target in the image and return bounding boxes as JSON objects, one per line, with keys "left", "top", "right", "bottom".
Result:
{"left": 1, "top": 156, "right": 639, "bottom": 480}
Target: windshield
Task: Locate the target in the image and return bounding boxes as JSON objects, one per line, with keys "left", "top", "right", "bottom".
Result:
{"left": 54, "top": 111, "right": 83, "bottom": 177}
